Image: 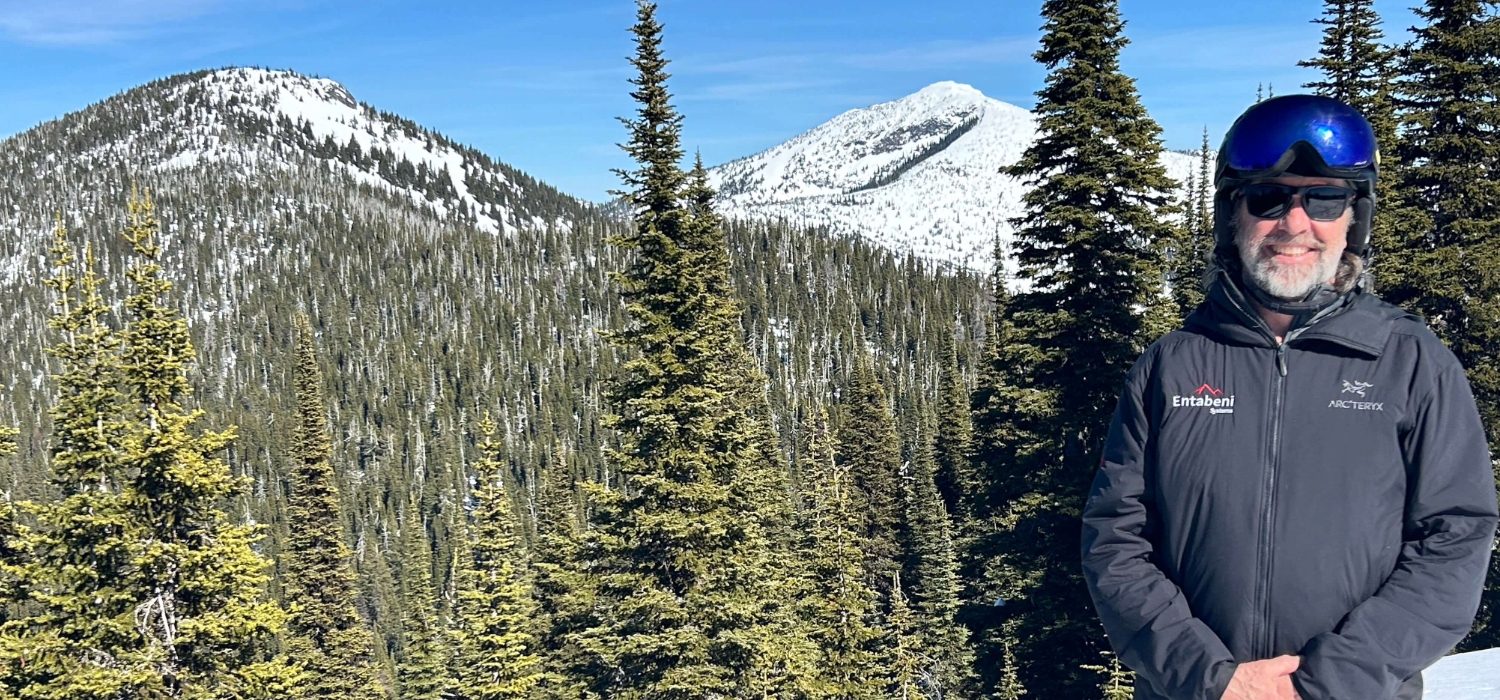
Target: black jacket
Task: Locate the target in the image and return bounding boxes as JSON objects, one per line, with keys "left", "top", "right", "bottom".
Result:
{"left": 1080, "top": 273, "right": 1499, "bottom": 700}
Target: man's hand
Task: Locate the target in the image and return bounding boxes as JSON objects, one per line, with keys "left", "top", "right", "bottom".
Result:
{"left": 1221, "top": 655, "right": 1303, "bottom": 700}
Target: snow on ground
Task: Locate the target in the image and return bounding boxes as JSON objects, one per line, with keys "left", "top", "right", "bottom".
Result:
{"left": 1423, "top": 646, "right": 1500, "bottom": 699}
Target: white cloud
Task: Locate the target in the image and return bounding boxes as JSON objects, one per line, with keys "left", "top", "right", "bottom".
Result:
{"left": 0, "top": 0, "right": 248, "bottom": 45}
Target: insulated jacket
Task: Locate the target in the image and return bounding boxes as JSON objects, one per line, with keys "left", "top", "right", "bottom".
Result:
{"left": 1080, "top": 272, "right": 1499, "bottom": 700}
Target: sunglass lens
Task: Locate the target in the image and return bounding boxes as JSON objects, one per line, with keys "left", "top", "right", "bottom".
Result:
{"left": 1243, "top": 185, "right": 1290, "bottom": 218}
{"left": 1303, "top": 186, "right": 1352, "bottom": 220}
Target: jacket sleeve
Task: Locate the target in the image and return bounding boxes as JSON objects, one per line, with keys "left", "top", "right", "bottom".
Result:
{"left": 1081, "top": 351, "right": 1239, "bottom": 700}
{"left": 1290, "top": 360, "right": 1500, "bottom": 700}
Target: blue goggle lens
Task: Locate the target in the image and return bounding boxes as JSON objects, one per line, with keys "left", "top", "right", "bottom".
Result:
{"left": 1224, "top": 95, "right": 1378, "bottom": 171}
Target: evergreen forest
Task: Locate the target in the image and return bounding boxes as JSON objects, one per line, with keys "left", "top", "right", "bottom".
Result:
{"left": 0, "top": 0, "right": 1496, "bottom": 698}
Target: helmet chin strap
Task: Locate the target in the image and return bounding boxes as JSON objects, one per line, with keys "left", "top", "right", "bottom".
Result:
{"left": 1238, "top": 271, "right": 1345, "bottom": 315}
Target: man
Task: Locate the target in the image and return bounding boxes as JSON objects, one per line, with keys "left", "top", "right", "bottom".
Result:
{"left": 1080, "top": 95, "right": 1499, "bottom": 700}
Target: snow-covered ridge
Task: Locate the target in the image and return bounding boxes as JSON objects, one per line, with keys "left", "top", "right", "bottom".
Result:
{"left": 8, "top": 67, "right": 586, "bottom": 237}
{"left": 708, "top": 80, "right": 1207, "bottom": 272}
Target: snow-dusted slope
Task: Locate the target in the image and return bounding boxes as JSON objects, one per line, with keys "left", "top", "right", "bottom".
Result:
{"left": 708, "top": 81, "right": 1204, "bottom": 271}
{"left": 6, "top": 67, "right": 585, "bottom": 238}
{"left": 1424, "top": 647, "right": 1500, "bottom": 700}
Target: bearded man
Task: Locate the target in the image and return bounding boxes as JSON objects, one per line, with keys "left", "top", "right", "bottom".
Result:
{"left": 1079, "top": 95, "right": 1499, "bottom": 700}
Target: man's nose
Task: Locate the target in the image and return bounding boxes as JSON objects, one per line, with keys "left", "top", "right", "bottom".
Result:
{"left": 1276, "top": 194, "right": 1313, "bottom": 232}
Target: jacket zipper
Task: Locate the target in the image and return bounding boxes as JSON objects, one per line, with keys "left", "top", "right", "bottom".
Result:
{"left": 1256, "top": 342, "right": 1287, "bottom": 658}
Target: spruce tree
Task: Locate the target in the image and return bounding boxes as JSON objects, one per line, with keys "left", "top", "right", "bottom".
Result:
{"left": 285, "top": 313, "right": 383, "bottom": 700}
{"left": 1080, "top": 648, "right": 1135, "bottom": 700}
{"left": 901, "top": 404, "right": 973, "bottom": 699}
{"left": 115, "top": 186, "right": 295, "bottom": 697}
{"left": 1299, "top": 0, "right": 1400, "bottom": 291}
{"left": 1386, "top": 0, "right": 1500, "bottom": 650}
{"left": 992, "top": 0, "right": 1179, "bottom": 694}
{"left": 530, "top": 444, "right": 590, "bottom": 700}
{"left": 834, "top": 352, "right": 903, "bottom": 587}
{"left": 882, "top": 574, "right": 923, "bottom": 700}
{"left": 577, "top": 2, "right": 784, "bottom": 696}
{"left": 799, "top": 406, "right": 882, "bottom": 700}
{"left": 452, "top": 413, "right": 545, "bottom": 700}
{"left": 0, "top": 216, "right": 138, "bottom": 697}
{"left": 397, "top": 497, "right": 449, "bottom": 700}
{"left": 932, "top": 324, "right": 975, "bottom": 525}
{"left": 993, "top": 635, "right": 1027, "bottom": 700}
{"left": 3, "top": 191, "right": 295, "bottom": 698}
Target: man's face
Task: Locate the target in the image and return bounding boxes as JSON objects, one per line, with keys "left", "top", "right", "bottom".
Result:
{"left": 1234, "top": 174, "right": 1352, "bottom": 300}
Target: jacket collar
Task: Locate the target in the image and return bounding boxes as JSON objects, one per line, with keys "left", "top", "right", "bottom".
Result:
{"left": 1183, "top": 270, "right": 1415, "bottom": 358}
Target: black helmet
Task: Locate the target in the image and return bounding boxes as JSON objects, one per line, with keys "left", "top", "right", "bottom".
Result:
{"left": 1213, "top": 95, "right": 1379, "bottom": 260}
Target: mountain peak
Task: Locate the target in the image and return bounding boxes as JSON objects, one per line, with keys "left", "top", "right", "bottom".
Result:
{"left": 911, "top": 80, "right": 983, "bottom": 98}
{"left": 709, "top": 82, "right": 1200, "bottom": 272}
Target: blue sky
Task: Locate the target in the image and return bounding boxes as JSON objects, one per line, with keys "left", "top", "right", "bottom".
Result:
{"left": 0, "top": 0, "right": 1421, "bottom": 202}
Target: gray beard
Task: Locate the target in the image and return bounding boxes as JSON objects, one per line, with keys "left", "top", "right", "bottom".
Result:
{"left": 1237, "top": 240, "right": 1341, "bottom": 299}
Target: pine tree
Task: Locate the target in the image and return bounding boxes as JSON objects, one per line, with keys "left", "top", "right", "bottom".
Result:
{"left": 1386, "top": 0, "right": 1500, "bottom": 650}
{"left": 530, "top": 444, "right": 590, "bottom": 700}
{"left": 114, "top": 185, "right": 296, "bottom": 697}
{"left": 993, "top": 635, "right": 1027, "bottom": 700}
{"left": 577, "top": 2, "right": 782, "bottom": 696}
{"left": 1168, "top": 129, "right": 1214, "bottom": 317}
{"left": 451, "top": 413, "right": 545, "bottom": 700}
{"left": 799, "top": 406, "right": 882, "bottom": 700}
{"left": 991, "top": 1, "right": 1179, "bottom": 695}
{"left": 2, "top": 191, "right": 296, "bottom": 698}
{"left": 0, "top": 215, "right": 138, "bottom": 697}
{"left": 397, "top": 497, "right": 449, "bottom": 700}
{"left": 932, "top": 324, "right": 975, "bottom": 525}
{"left": 901, "top": 403, "right": 974, "bottom": 699}
{"left": 285, "top": 313, "right": 384, "bottom": 700}
{"left": 834, "top": 352, "right": 903, "bottom": 587}
{"left": 1080, "top": 648, "right": 1135, "bottom": 700}
{"left": 530, "top": 444, "right": 591, "bottom": 700}
{"left": 1298, "top": 0, "right": 1400, "bottom": 291}
{"left": 882, "top": 574, "right": 923, "bottom": 700}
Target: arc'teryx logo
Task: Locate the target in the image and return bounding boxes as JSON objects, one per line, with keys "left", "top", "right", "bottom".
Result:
{"left": 1331, "top": 380, "right": 1382, "bottom": 411}
{"left": 1172, "top": 383, "right": 1235, "bottom": 414}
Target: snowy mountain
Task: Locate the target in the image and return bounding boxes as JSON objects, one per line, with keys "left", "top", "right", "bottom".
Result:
{"left": 0, "top": 66, "right": 589, "bottom": 258}
{"left": 708, "top": 81, "right": 1206, "bottom": 271}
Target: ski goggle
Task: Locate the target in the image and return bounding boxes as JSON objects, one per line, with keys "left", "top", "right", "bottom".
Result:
{"left": 1222, "top": 95, "right": 1378, "bottom": 173}
{"left": 1236, "top": 183, "right": 1356, "bottom": 221}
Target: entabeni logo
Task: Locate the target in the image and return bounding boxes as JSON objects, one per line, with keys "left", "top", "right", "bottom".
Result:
{"left": 1172, "top": 383, "right": 1235, "bottom": 415}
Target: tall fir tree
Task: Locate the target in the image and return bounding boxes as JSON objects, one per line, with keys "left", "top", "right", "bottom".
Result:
{"left": 834, "top": 352, "right": 903, "bottom": 587}
{"left": 932, "top": 324, "right": 975, "bottom": 525}
{"left": 0, "top": 216, "right": 138, "bottom": 697}
{"left": 530, "top": 444, "right": 590, "bottom": 700}
{"left": 530, "top": 444, "right": 592, "bottom": 700}
{"left": 3, "top": 191, "right": 296, "bottom": 698}
{"left": 284, "top": 313, "right": 384, "bottom": 700}
{"left": 115, "top": 186, "right": 296, "bottom": 697}
{"left": 577, "top": 2, "right": 785, "bottom": 696}
{"left": 1298, "top": 0, "right": 1401, "bottom": 292}
{"left": 881, "top": 574, "right": 923, "bottom": 700}
{"left": 1169, "top": 128, "right": 1214, "bottom": 318}
{"left": 901, "top": 403, "right": 973, "bottom": 699}
{"left": 397, "top": 497, "right": 449, "bottom": 700}
{"left": 451, "top": 413, "right": 545, "bottom": 700}
{"left": 1385, "top": 0, "right": 1500, "bottom": 650}
{"left": 989, "top": 0, "right": 1180, "bottom": 695}
{"left": 798, "top": 406, "right": 883, "bottom": 700}
{"left": 1080, "top": 648, "right": 1135, "bottom": 700}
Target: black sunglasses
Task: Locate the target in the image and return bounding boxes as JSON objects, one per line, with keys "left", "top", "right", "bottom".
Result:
{"left": 1236, "top": 183, "right": 1356, "bottom": 221}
